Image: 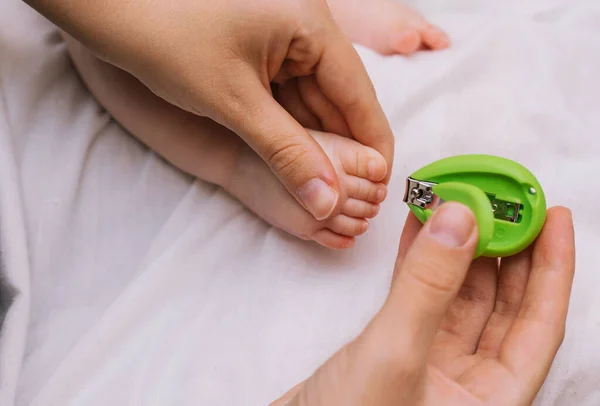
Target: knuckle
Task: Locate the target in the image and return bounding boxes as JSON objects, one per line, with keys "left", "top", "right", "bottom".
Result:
{"left": 265, "top": 138, "right": 309, "bottom": 177}
{"left": 338, "top": 93, "right": 363, "bottom": 115}
{"left": 283, "top": 59, "right": 316, "bottom": 78}
{"left": 457, "top": 283, "right": 494, "bottom": 307}
{"left": 355, "top": 180, "right": 365, "bottom": 198}
{"left": 519, "top": 307, "right": 567, "bottom": 347}
{"left": 493, "top": 297, "right": 520, "bottom": 318}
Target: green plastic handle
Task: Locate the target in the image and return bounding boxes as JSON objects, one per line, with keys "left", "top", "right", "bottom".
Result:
{"left": 436, "top": 182, "right": 495, "bottom": 257}
{"left": 407, "top": 182, "right": 494, "bottom": 257}
{"left": 407, "top": 154, "right": 546, "bottom": 258}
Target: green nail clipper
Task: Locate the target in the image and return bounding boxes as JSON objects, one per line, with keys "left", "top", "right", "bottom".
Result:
{"left": 403, "top": 154, "right": 546, "bottom": 258}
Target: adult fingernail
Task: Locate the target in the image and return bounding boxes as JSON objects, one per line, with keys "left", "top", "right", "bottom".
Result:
{"left": 298, "top": 178, "right": 339, "bottom": 221}
{"left": 429, "top": 203, "right": 475, "bottom": 247}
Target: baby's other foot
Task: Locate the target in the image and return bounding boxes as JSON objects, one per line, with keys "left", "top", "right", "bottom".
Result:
{"left": 227, "top": 130, "right": 387, "bottom": 249}
{"left": 328, "top": 0, "right": 450, "bottom": 55}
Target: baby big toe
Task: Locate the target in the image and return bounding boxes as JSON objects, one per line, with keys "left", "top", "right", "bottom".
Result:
{"left": 340, "top": 144, "right": 388, "bottom": 182}
{"left": 391, "top": 28, "right": 422, "bottom": 55}
{"left": 421, "top": 24, "right": 450, "bottom": 50}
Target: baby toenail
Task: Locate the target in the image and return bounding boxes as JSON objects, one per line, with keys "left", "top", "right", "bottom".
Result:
{"left": 298, "top": 178, "right": 339, "bottom": 221}
{"left": 436, "top": 35, "right": 450, "bottom": 48}
{"left": 367, "top": 159, "right": 378, "bottom": 178}
{"left": 395, "top": 29, "right": 420, "bottom": 53}
{"left": 424, "top": 26, "right": 450, "bottom": 48}
{"left": 372, "top": 204, "right": 380, "bottom": 215}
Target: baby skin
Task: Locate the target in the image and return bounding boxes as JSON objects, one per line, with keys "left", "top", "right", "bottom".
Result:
{"left": 65, "top": 35, "right": 387, "bottom": 249}
{"left": 62, "top": 1, "right": 448, "bottom": 249}
{"left": 328, "top": 0, "right": 449, "bottom": 54}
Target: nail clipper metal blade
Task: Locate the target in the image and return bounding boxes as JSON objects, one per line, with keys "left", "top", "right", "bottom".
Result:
{"left": 403, "top": 177, "right": 521, "bottom": 223}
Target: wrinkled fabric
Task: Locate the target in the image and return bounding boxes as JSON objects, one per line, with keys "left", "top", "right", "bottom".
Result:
{"left": 1, "top": 0, "right": 599, "bottom": 404}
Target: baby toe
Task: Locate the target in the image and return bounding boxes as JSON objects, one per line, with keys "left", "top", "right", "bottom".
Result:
{"left": 339, "top": 143, "right": 388, "bottom": 182}
{"left": 390, "top": 28, "right": 422, "bottom": 55}
{"left": 326, "top": 215, "right": 369, "bottom": 237}
{"left": 312, "top": 229, "right": 355, "bottom": 250}
{"left": 346, "top": 176, "right": 387, "bottom": 204}
{"left": 421, "top": 24, "right": 450, "bottom": 50}
{"left": 342, "top": 199, "right": 380, "bottom": 219}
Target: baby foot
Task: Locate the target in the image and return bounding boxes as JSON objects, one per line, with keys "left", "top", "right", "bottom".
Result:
{"left": 63, "top": 33, "right": 387, "bottom": 249}
{"left": 226, "top": 129, "right": 387, "bottom": 249}
{"left": 327, "top": 0, "right": 450, "bottom": 55}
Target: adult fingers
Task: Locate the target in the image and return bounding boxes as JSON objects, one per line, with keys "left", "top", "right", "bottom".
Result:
{"left": 297, "top": 75, "right": 351, "bottom": 138}
{"left": 429, "top": 257, "right": 497, "bottom": 377}
{"left": 499, "top": 207, "right": 575, "bottom": 401}
{"left": 216, "top": 66, "right": 341, "bottom": 221}
{"left": 315, "top": 28, "right": 395, "bottom": 183}
{"left": 391, "top": 212, "right": 423, "bottom": 282}
{"left": 369, "top": 203, "right": 478, "bottom": 370}
{"left": 476, "top": 247, "right": 532, "bottom": 359}
{"left": 277, "top": 79, "right": 322, "bottom": 131}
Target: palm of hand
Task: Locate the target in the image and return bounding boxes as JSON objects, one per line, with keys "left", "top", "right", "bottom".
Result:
{"left": 273, "top": 208, "right": 574, "bottom": 406}
{"left": 424, "top": 241, "right": 570, "bottom": 405}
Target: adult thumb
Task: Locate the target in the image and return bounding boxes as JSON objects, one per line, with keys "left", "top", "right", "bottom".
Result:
{"left": 373, "top": 203, "right": 478, "bottom": 366}
{"left": 214, "top": 73, "right": 341, "bottom": 221}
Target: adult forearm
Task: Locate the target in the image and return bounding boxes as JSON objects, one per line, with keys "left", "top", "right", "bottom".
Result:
{"left": 22, "top": 0, "right": 156, "bottom": 69}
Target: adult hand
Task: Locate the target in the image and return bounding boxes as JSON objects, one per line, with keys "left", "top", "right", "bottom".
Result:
{"left": 273, "top": 204, "right": 575, "bottom": 405}
{"left": 27, "top": 0, "right": 394, "bottom": 221}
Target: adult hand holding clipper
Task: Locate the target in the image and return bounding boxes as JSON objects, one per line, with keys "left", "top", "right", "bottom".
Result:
{"left": 273, "top": 203, "right": 575, "bottom": 405}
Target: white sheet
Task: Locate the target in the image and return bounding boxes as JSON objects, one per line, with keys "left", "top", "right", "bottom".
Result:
{"left": 1, "top": 0, "right": 599, "bottom": 404}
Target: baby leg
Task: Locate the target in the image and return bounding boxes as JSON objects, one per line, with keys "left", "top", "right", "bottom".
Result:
{"left": 63, "top": 35, "right": 388, "bottom": 249}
